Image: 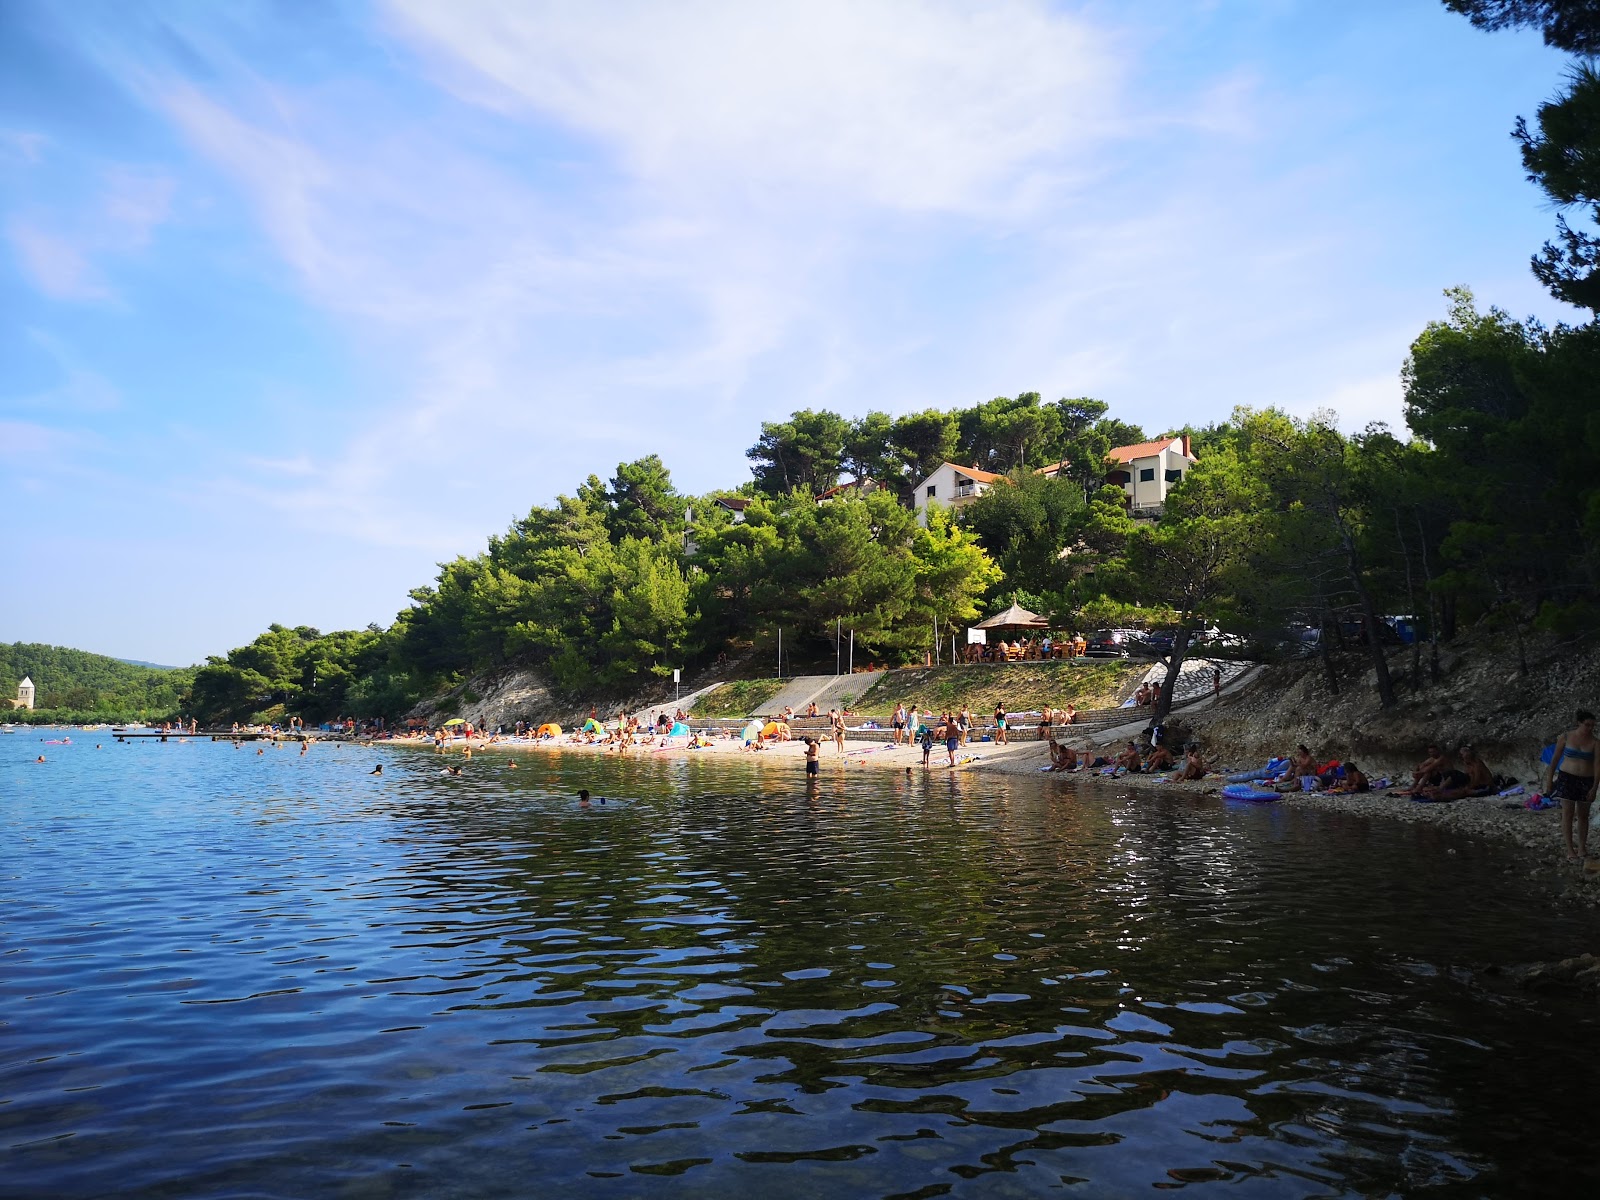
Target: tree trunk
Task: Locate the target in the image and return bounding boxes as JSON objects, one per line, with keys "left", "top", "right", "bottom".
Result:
{"left": 1415, "top": 509, "right": 1442, "bottom": 683}
{"left": 1153, "top": 625, "right": 1191, "bottom": 722}
{"left": 1318, "top": 612, "right": 1340, "bottom": 695}
{"left": 1394, "top": 508, "right": 1421, "bottom": 689}
{"left": 1337, "top": 523, "right": 1396, "bottom": 707}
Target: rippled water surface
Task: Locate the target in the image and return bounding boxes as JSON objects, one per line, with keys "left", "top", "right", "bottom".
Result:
{"left": 3, "top": 734, "right": 1598, "bottom": 1198}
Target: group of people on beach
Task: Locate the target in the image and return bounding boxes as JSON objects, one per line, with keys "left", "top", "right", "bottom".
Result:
{"left": 1042, "top": 733, "right": 1209, "bottom": 780}
{"left": 886, "top": 701, "right": 1077, "bottom": 747}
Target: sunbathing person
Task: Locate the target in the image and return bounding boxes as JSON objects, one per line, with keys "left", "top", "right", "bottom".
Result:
{"left": 1145, "top": 744, "right": 1175, "bottom": 772}
{"left": 1177, "top": 744, "right": 1209, "bottom": 780}
{"left": 1419, "top": 745, "right": 1494, "bottom": 801}
{"left": 1330, "top": 761, "right": 1370, "bottom": 793}
{"left": 1408, "top": 743, "right": 1455, "bottom": 793}
{"left": 1115, "top": 741, "right": 1143, "bottom": 772}
{"left": 1046, "top": 737, "right": 1078, "bottom": 771}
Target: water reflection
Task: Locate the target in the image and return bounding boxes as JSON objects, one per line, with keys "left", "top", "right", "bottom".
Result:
{"left": 1, "top": 740, "right": 1596, "bottom": 1197}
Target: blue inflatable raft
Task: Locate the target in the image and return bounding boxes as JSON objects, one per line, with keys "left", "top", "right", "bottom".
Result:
{"left": 1222, "top": 783, "right": 1280, "bottom": 803}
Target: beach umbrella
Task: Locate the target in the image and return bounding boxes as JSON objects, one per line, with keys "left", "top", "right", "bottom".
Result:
{"left": 974, "top": 602, "right": 1049, "bottom": 632}
{"left": 583, "top": 718, "right": 604, "bottom": 733}
{"left": 669, "top": 722, "right": 689, "bottom": 737}
{"left": 537, "top": 723, "right": 561, "bottom": 738}
{"left": 443, "top": 718, "right": 466, "bottom": 726}
{"left": 741, "top": 720, "right": 763, "bottom": 742}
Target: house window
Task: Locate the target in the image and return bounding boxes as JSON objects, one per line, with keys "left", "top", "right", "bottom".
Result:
{"left": 1165, "top": 468, "right": 1183, "bottom": 483}
{"left": 1139, "top": 468, "right": 1155, "bottom": 482}
{"left": 926, "top": 485, "right": 937, "bottom": 498}
{"left": 1109, "top": 470, "right": 1130, "bottom": 485}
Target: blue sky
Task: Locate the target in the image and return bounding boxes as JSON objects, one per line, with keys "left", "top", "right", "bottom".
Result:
{"left": 0, "top": 1, "right": 1577, "bottom": 666}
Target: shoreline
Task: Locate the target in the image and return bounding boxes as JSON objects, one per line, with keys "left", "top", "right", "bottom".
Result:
{"left": 385, "top": 729, "right": 1600, "bottom": 903}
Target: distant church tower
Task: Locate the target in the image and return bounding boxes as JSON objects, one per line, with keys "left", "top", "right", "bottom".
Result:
{"left": 16, "top": 676, "right": 35, "bottom": 710}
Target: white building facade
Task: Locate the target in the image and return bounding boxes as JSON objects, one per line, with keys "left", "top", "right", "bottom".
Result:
{"left": 1106, "top": 436, "right": 1197, "bottom": 518}
{"left": 909, "top": 463, "right": 1004, "bottom": 526}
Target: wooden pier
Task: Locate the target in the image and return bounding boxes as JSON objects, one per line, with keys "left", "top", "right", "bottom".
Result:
{"left": 110, "top": 730, "right": 353, "bottom": 743}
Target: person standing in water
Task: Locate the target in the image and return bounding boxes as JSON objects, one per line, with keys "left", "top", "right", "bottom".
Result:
{"left": 830, "top": 708, "right": 846, "bottom": 755}
{"left": 1543, "top": 709, "right": 1598, "bottom": 860}
{"left": 804, "top": 737, "right": 820, "bottom": 784}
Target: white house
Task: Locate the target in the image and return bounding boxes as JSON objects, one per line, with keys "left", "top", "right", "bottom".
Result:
{"left": 14, "top": 676, "right": 35, "bottom": 710}
{"left": 910, "top": 463, "right": 1004, "bottom": 526}
{"left": 1106, "top": 436, "right": 1196, "bottom": 517}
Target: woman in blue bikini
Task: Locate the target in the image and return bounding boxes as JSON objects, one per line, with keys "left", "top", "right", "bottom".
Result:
{"left": 1543, "top": 709, "right": 1597, "bottom": 860}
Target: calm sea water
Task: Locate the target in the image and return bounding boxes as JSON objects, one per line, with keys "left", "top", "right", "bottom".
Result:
{"left": 3, "top": 732, "right": 1597, "bottom": 1199}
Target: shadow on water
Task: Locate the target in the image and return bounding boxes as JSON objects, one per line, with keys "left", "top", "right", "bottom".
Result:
{"left": 1, "top": 738, "right": 1596, "bottom": 1198}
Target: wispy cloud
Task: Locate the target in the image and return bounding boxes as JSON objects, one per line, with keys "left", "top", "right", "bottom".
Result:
{"left": 4, "top": 329, "right": 123, "bottom": 413}
{"left": 5, "top": 162, "right": 173, "bottom": 302}
{"left": 0, "top": 128, "right": 48, "bottom": 163}
{"left": 6, "top": 220, "right": 110, "bottom": 300}
{"left": 386, "top": 0, "right": 1122, "bottom": 216}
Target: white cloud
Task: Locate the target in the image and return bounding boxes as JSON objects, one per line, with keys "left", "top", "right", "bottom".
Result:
{"left": 385, "top": 0, "right": 1122, "bottom": 216}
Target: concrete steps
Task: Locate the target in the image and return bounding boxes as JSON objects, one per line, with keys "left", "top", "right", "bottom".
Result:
{"left": 753, "top": 672, "right": 884, "bottom": 718}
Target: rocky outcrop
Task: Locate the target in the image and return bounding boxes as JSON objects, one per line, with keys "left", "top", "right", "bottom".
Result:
{"left": 1184, "top": 630, "right": 1600, "bottom": 782}
{"left": 409, "top": 666, "right": 556, "bottom": 731}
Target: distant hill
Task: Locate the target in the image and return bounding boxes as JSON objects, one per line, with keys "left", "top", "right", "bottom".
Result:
{"left": 2, "top": 641, "right": 194, "bottom": 717}
{"left": 117, "top": 657, "right": 180, "bottom": 670}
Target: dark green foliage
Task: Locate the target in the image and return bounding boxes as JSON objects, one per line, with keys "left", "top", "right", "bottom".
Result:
{"left": 0, "top": 642, "right": 194, "bottom": 719}
{"left": 1444, "top": 0, "right": 1600, "bottom": 53}
{"left": 747, "top": 409, "right": 853, "bottom": 496}
{"left": 958, "top": 469, "right": 1092, "bottom": 594}
{"left": 1447, "top": 4, "right": 1600, "bottom": 308}
{"left": 188, "top": 624, "right": 390, "bottom": 726}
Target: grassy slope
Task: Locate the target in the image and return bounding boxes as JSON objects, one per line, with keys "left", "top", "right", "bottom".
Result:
{"left": 857, "top": 659, "right": 1142, "bottom": 717}
{"left": 691, "top": 678, "right": 786, "bottom": 718}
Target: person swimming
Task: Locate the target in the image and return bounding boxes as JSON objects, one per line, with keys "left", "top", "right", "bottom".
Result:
{"left": 369, "top": 764, "right": 383, "bottom": 775}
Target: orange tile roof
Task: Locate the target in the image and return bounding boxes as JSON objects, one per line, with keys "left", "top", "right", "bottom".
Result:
{"left": 947, "top": 463, "right": 1004, "bottom": 484}
{"left": 1108, "top": 437, "right": 1183, "bottom": 463}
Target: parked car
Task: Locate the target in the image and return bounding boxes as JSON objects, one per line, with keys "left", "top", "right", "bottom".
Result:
{"left": 1132, "top": 629, "right": 1176, "bottom": 655}
{"left": 1085, "top": 629, "right": 1132, "bottom": 657}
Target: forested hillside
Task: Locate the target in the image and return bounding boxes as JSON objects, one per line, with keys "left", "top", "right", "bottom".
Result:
{"left": 1, "top": 642, "right": 195, "bottom": 721}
